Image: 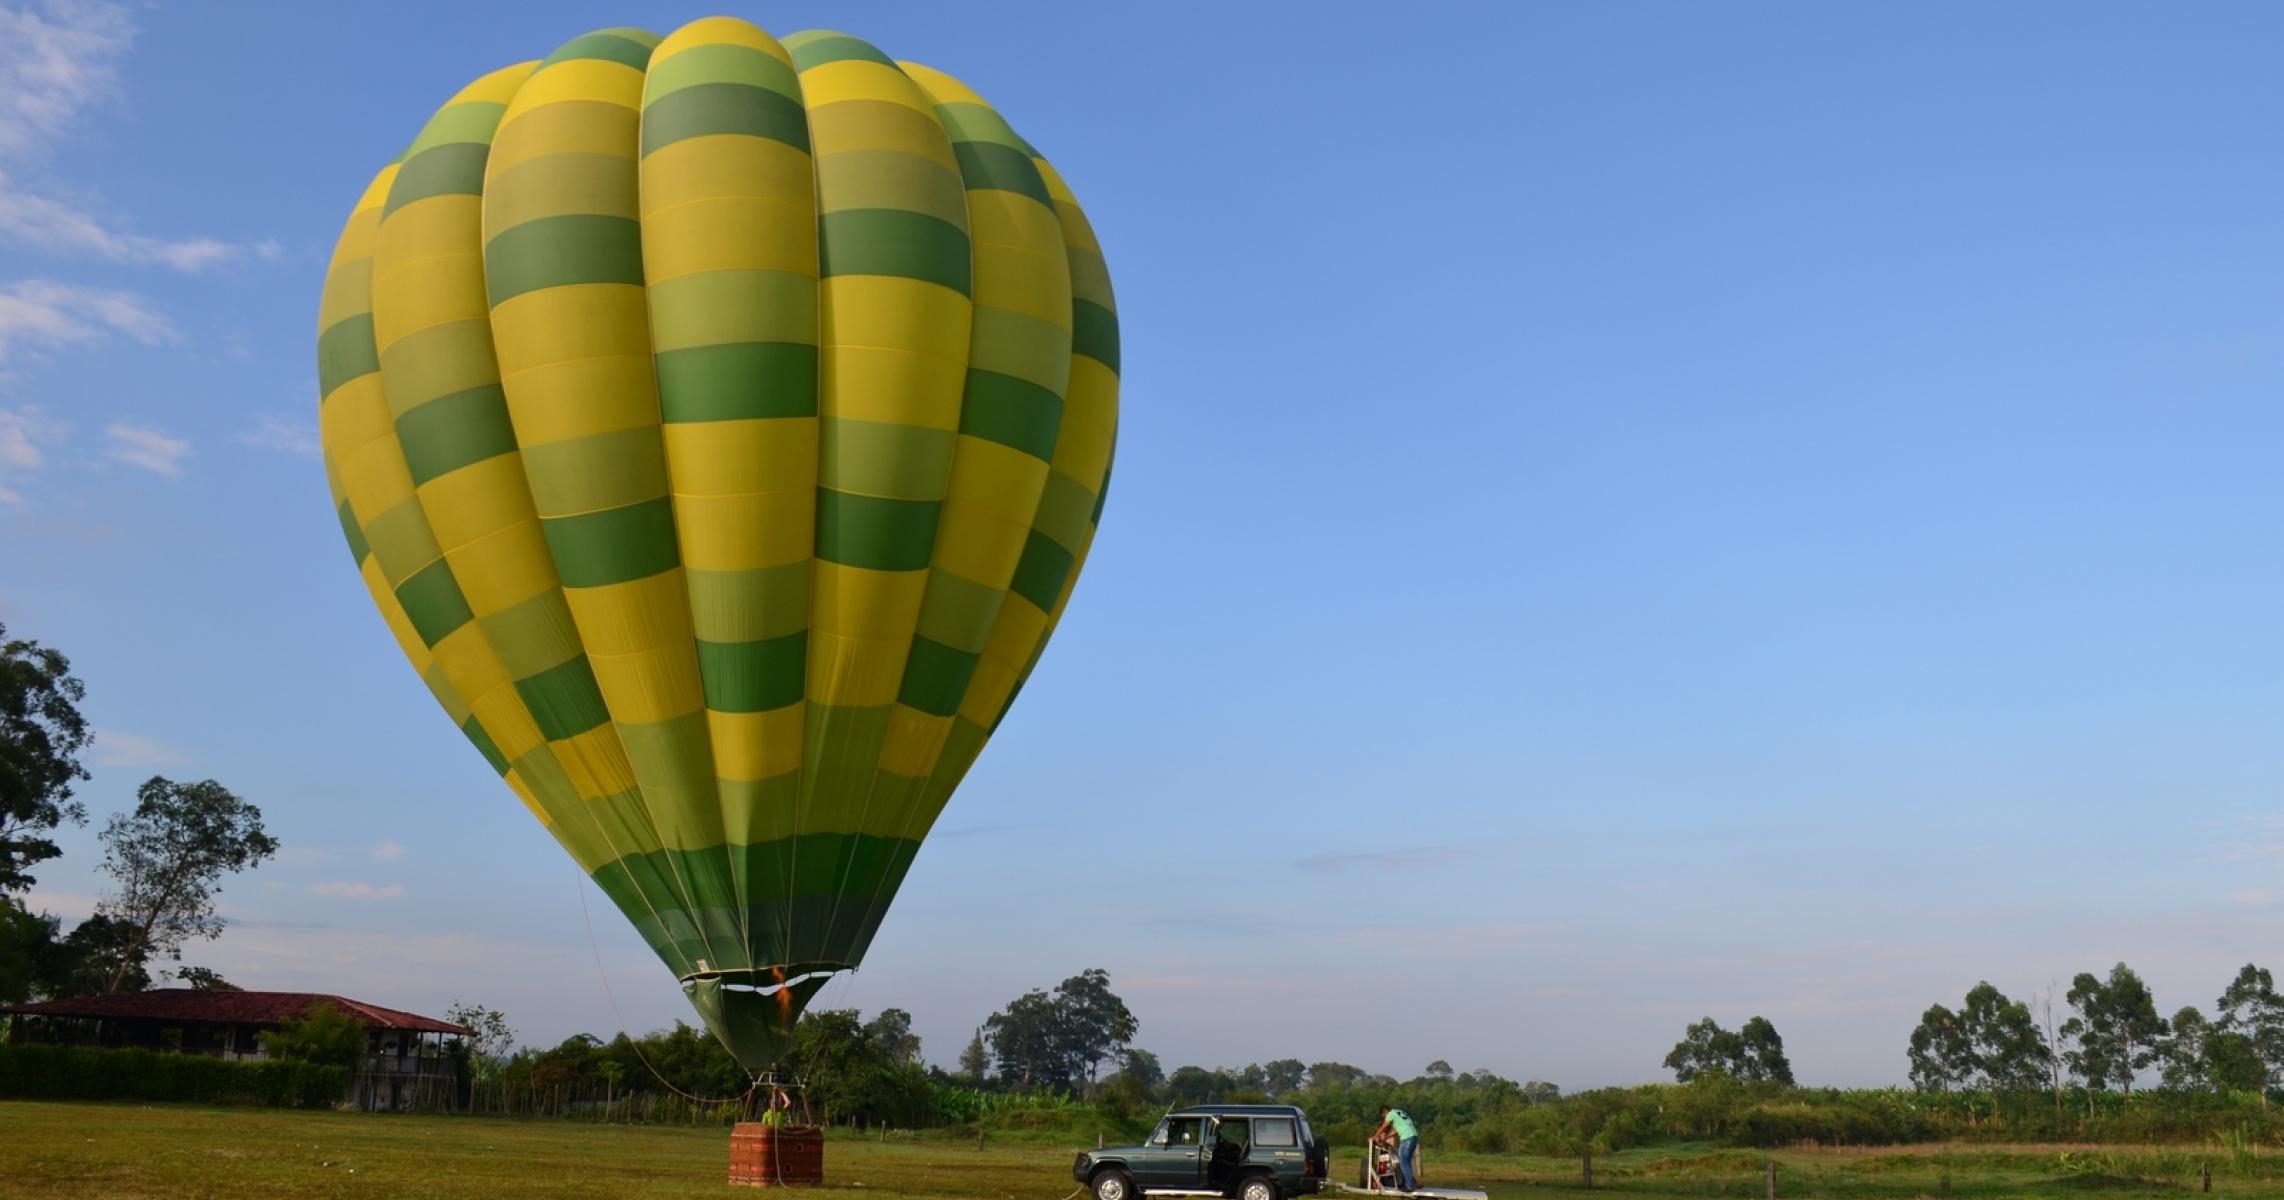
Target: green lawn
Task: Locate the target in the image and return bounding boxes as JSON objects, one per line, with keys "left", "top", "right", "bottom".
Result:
{"left": 0, "top": 1101, "right": 2269, "bottom": 1199}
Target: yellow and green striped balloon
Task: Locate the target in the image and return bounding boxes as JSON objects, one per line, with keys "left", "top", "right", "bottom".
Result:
{"left": 317, "top": 17, "right": 1117, "bottom": 1072}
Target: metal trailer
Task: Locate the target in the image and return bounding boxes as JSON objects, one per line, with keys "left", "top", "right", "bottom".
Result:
{"left": 1331, "top": 1143, "right": 1487, "bottom": 1200}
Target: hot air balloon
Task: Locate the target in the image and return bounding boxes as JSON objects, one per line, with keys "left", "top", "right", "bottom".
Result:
{"left": 317, "top": 18, "right": 1117, "bottom": 1073}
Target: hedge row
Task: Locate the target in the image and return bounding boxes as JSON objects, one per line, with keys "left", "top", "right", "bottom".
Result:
{"left": 0, "top": 1043, "right": 346, "bottom": 1106}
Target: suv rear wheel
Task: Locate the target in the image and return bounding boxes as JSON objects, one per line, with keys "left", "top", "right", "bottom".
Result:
{"left": 1091, "top": 1169, "right": 1134, "bottom": 1200}
{"left": 1238, "top": 1174, "right": 1279, "bottom": 1200}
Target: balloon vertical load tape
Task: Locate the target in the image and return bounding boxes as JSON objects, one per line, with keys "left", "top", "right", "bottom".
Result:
{"left": 730, "top": 1124, "right": 824, "bottom": 1187}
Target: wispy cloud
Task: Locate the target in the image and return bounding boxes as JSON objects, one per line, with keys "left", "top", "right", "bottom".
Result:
{"left": 1295, "top": 842, "right": 1487, "bottom": 872}
{"left": 0, "top": 3, "right": 271, "bottom": 272}
{"left": 0, "top": 0, "right": 132, "bottom": 157}
{"left": 308, "top": 881, "right": 405, "bottom": 901}
{"left": 90, "top": 728, "right": 189, "bottom": 769}
{"left": 235, "top": 414, "right": 320, "bottom": 459}
{"left": 368, "top": 841, "right": 405, "bottom": 864}
{"left": 0, "top": 176, "right": 244, "bottom": 271}
{"left": 0, "top": 403, "right": 63, "bottom": 504}
{"left": 103, "top": 421, "right": 188, "bottom": 477}
{"left": 0, "top": 279, "right": 175, "bottom": 363}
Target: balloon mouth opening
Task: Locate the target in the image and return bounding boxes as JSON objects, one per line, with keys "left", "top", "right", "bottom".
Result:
{"left": 678, "top": 963, "right": 851, "bottom": 995}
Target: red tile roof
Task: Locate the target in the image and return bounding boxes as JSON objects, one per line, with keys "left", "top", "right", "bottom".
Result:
{"left": 2, "top": 989, "right": 470, "bottom": 1034}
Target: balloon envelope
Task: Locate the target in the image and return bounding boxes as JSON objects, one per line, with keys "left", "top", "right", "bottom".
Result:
{"left": 317, "top": 18, "right": 1117, "bottom": 1071}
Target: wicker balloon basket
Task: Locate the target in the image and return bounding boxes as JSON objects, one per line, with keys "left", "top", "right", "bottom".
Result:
{"left": 730, "top": 1123, "right": 824, "bottom": 1187}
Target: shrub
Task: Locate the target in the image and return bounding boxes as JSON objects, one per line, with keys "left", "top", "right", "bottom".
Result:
{"left": 0, "top": 1043, "right": 344, "bottom": 1106}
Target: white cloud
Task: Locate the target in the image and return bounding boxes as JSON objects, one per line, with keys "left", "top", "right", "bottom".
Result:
{"left": 369, "top": 841, "right": 405, "bottom": 864}
{"left": 90, "top": 727, "right": 188, "bottom": 769}
{"left": 103, "top": 420, "right": 187, "bottom": 477}
{"left": 235, "top": 413, "right": 320, "bottom": 459}
{"left": 0, "top": 5, "right": 269, "bottom": 272}
{"left": 308, "top": 881, "right": 406, "bottom": 901}
{"left": 0, "top": 403, "right": 63, "bottom": 504}
{"left": 0, "top": 278, "right": 174, "bottom": 362}
{"left": 0, "top": 0, "right": 132, "bottom": 158}
{"left": 0, "top": 175, "right": 239, "bottom": 271}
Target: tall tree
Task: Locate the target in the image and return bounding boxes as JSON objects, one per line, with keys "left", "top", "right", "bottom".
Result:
{"left": 2161, "top": 1006, "right": 2213, "bottom": 1091}
{"left": 445, "top": 1000, "right": 516, "bottom": 1078}
{"left": 1665, "top": 1017, "right": 1745, "bottom": 1082}
{"left": 52, "top": 913, "right": 150, "bottom": 996}
{"left": 2061, "top": 963, "right": 2167, "bottom": 1100}
{"left": 1308, "top": 1061, "right": 1367, "bottom": 1089}
{"left": 957, "top": 1028, "right": 992, "bottom": 1083}
{"left": 1959, "top": 983, "right": 2050, "bottom": 1095}
{"left": 984, "top": 988, "right": 1065, "bottom": 1088}
{"left": 1423, "top": 1059, "right": 1455, "bottom": 1082}
{"left": 1262, "top": 1058, "right": 1308, "bottom": 1095}
{"left": 2217, "top": 964, "right": 2284, "bottom": 1110}
{"left": 1053, "top": 968, "right": 1138, "bottom": 1086}
{"left": 95, "top": 777, "right": 278, "bottom": 992}
{"left": 1736, "top": 1016, "right": 1795, "bottom": 1085}
{"left": 0, "top": 623, "right": 92, "bottom": 894}
{"left": 1907, "top": 1003, "right": 1971, "bottom": 1094}
{"left": 862, "top": 1007, "right": 922, "bottom": 1063}
{"left": 1118, "top": 1047, "right": 1165, "bottom": 1090}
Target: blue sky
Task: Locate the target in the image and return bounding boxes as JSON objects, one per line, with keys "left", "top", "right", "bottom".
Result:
{"left": 6, "top": 0, "right": 2284, "bottom": 1088}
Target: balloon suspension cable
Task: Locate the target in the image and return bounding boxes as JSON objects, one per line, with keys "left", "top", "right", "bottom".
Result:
{"left": 575, "top": 866, "right": 760, "bottom": 1108}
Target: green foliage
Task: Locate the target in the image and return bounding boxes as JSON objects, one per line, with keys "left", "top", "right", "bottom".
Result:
{"left": 261, "top": 1001, "right": 367, "bottom": 1069}
{"left": 173, "top": 965, "right": 238, "bottom": 991}
{"left": 0, "top": 622, "right": 92, "bottom": 895}
{"left": 2064, "top": 963, "right": 2169, "bottom": 1097}
{"left": 981, "top": 968, "right": 1136, "bottom": 1091}
{"left": 94, "top": 776, "right": 278, "bottom": 992}
{"left": 0, "top": 1043, "right": 343, "bottom": 1106}
{"left": 1664, "top": 1015, "right": 1794, "bottom": 1084}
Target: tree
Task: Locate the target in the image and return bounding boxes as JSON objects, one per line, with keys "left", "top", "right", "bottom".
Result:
{"left": 1522, "top": 1079, "right": 1562, "bottom": 1104}
{"left": 957, "top": 1028, "right": 992, "bottom": 1083}
{"left": 172, "top": 965, "right": 239, "bottom": 991}
{"left": 1262, "top": 1058, "right": 1307, "bottom": 1095}
{"left": 1053, "top": 968, "right": 1137, "bottom": 1086}
{"left": 1423, "top": 1059, "right": 1455, "bottom": 1082}
{"left": 0, "top": 623, "right": 92, "bottom": 894}
{"left": 984, "top": 988, "right": 1065, "bottom": 1088}
{"left": 2217, "top": 964, "right": 2284, "bottom": 1110}
{"left": 1665, "top": 1016, "right": 1789, "bottom": 1084}
{"left": 1118, "top": 1047, "right": 1164, "bottom": 1091}
{"left": 2061, "top": 963, "right": 2168, "bottom": 1101}
{"left": 95, "top": 777, "right": 278, "bottom": 992}
{"left": 1908, "top": 1003, "right": 1970, "bottom": 1094}
{"left": 446, "top": 1000, "right": 515, "bottom": 1078}
{"left": 0, "top": 899, "right": 65, "bottom": 1002}
{"left": 2162, "top": 1007, "right": 2214, "bottom": 1091}
{"left": 1308, "top": 1062, "right": 1368, "bottom": 1089}
{"left": 1666, "top": 1017, "right": 1744, "bottom": 1082}
{"left": 981, "top": 968, "right": 1138, "bottom": 1090}
{"left": 1959, "top": 983, "right": 2050, "bottom": 1096}
{"left": 53, "top": 913, "right": 149, "bottom": 996}
{"left": 262, "top": 1001, "right": 367, "bottom": 1068}
{"left": 1736, "top": 1016, "right": 1795, "bottom": 1085}
{"left": 862, "top": 1007, "right": 922, "bottom": 1063}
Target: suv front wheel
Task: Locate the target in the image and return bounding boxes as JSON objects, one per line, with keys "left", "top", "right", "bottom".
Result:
{"left": 1091, "top": 1169, "right": 1134, "bottom": 1200}
{"left": 1237, "top": 1175, "right": 1279, "bottom": 1200}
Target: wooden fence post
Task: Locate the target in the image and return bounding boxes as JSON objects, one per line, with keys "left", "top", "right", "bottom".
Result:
{"left": 1765, "top": 1157, "right": 1776, "bottom": 1199}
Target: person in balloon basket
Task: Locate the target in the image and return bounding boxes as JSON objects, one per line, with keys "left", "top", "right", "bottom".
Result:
{"left": 1373, "top": 1105, "right": 1421, "bottom": 1192}
{"left": 759, "top": 1085, "right": 791, "bottom": 1129}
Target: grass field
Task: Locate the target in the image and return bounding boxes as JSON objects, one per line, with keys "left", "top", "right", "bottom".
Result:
{"left": 2, "top": 1101, "right": 2273, "bottom": 1199}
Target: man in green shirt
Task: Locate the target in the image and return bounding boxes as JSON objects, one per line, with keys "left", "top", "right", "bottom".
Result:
{"left": 1373, "top": 1105, "right": 1420, "bottom": 1191}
